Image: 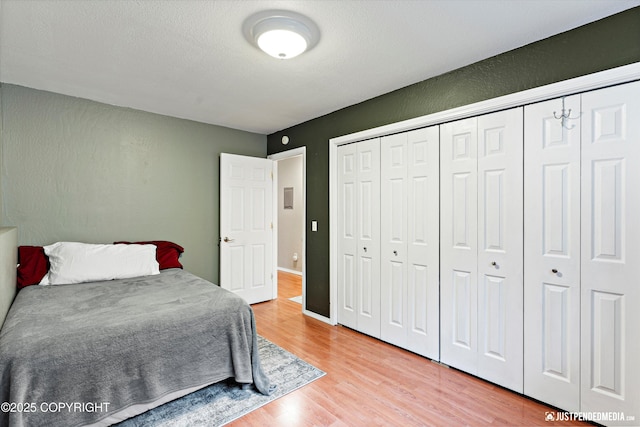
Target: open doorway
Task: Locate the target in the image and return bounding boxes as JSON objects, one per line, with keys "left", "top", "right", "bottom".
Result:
{"left": 268, "top": 147, "right": 306, "bottom": 311}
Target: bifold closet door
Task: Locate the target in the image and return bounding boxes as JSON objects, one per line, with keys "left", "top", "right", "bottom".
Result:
{"left": 337, "top": 139, "right": 381, "bottom": 338}
{"left": 380, "top": 126, "right": 440, "bottom": 360}
{"left": 581, "top": 81, "right": 640, "bottom": 418}
{"left": 440, "top": 117, "right": 478, "bottom": 373}
{"left": 440, "top": 108, "right": 523, "bottom": 392}
{"left": 524, "top": 95, "right": 581, "bottom": 412}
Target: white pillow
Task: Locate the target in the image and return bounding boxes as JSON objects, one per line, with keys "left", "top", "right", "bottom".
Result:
{"left": 41, "top": 242, "right": 160, "bottom": 285}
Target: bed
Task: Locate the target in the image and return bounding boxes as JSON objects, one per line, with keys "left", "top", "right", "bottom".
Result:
{"left": 0, "top": 235, "right": 273, "bottom": 427}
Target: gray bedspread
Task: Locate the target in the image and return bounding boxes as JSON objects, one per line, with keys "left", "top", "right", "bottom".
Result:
{"left": 0, "top": 269, "right": 273, "bottom": 427}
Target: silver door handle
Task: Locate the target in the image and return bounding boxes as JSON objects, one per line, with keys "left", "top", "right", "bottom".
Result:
{"left": 223, "top": 237, "right": 234, "bottom": 243}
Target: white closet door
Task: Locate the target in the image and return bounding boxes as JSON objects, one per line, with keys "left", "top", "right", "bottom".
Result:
{"left": 337, "top": 143, "right": 358, "bottom": 329}
{"left": 476, "top": 108, "right": 524, "bottom": 392}
{"left": 380, "top": 126, "right": 439, "bottom": 359}
{"left": 381, "top": 132, "right": 409, "bottom": 348}
{"left": 524, "top": 96, "right": 581, "bottom": 411}
{"left": 337, "top": 139, "right": 381, "bottom": 337}
{"left": 581, "top": 81, "right": 640, "bottom": 418}
{"left": 440, "top": 117, "right": 479, "bottom": 374}
{"left": 441, "top": 109, "right": 523, "bottom": 391}
{"left": 406, "top": 127, "right": 440, "bottom": 360}
{"left": 356, "top": 138, "right": 381, "bottom": 337}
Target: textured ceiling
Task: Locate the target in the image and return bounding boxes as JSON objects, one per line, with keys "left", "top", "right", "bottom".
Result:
{"left": 1, "top": 0, "right": 638, "bottom": 134}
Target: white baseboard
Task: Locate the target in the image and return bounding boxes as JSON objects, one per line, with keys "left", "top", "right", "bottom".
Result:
{"left": 277, "top": 267, "right": 302, "bottom": 276}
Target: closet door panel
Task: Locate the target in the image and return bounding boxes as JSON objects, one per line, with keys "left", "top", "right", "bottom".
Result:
{"left": 441, "top": 118, "right": 478, "bottom": 374}
{"left": 581, "top": 81, "right": 640, "bottom": 417}
{"left": 406, "top": 127, "right": 440, "bottom": 359}
{"left": 381, "top": 133, "right": 408, "bottom": 347}
{"left": 337, "top": 143, "right": 358, "bottom": 329}
{"left": 524, "top": 96, "right": 581, "bottom": 411}
{"left": 356, "top": 139, "right": 381, "bottom": 338}
{"left": 477, "top": 108, "right": 524, "bottom": 392}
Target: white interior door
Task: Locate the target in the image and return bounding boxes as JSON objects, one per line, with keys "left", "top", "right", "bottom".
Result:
{"left": 380, "top": 126, "right": 440, "bottom": 359}
{"left": 337, "top": 143, "right": 358, "bottom": 329}
{"left": 381, "top": 132, "right": 409, "bottom": 348}
{"left": 220, "top": 153, "right": 275, "bottom": 305}
{"left": 581, "top": 81, "right": 640, "bottom": 419}
{"left": 337, "top": 139, "right": 381, "bottom": 337}
{"left": 476, "top": 108, "right": 523, "bottom": 393}
{"left": 524, "top": 96, "right": 581, "bottom": 412}
{"left": 441, "top": 109, "right": 523, "bottom": 392}
{"left": 406, "top": 127, "right": 440, "bottom": 360}
{"left": 440, "top": 117, "right": 479, "bottom": 374}
{"left": 355, "top": 138, "right": 381, "bottom": 337}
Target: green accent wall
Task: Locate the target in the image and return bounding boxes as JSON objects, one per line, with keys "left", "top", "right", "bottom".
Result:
{"left": 266, "top": 7, "right": 640, "bottom": 318}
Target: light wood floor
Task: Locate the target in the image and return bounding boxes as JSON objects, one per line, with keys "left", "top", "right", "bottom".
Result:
{"left": 234, "top": 271, "right": 586, "bottom": 426}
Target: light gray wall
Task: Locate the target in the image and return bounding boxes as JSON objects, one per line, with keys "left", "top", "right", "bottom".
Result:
{"left": 0, "top": 84, "right": 266, "bottom": 283}
{"left": 277, "top": 155, "right": 303, "bottom": 273}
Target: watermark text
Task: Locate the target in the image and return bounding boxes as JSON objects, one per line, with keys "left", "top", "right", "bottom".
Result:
{"left": 545, "top": 410, "right": 635, "bottom": 423}
{"left": 1, "top": 401, "right": 111, "bottom": 414}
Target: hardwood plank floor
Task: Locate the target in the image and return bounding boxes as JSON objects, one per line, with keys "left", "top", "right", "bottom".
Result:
{"left": 234, "top": 271, "right": 586, "bottom": 426}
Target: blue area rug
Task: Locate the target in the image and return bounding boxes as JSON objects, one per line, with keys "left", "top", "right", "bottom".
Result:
{"left": 117, "top": 336, "right": 325, "bottom": 426}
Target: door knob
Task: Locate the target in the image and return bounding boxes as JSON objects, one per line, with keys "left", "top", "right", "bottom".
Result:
{"left": 223, "top": 237, "right": 234, "bottom": 243}
{"left": 393, "top": 250, "right": 398, "bottom": 256}
{"left": 491, "top": 261, "right": 497, "bottom": 266}
{"left": 552, "top": 269, "right": 558, "bottom": 274}
{"left": 363, "top": 247, "right": 367, "bottom": 252}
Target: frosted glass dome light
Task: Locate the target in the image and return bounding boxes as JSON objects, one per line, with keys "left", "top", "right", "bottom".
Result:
{"left": 257, "top": 29, "right": 307, "bottom": 59}
{"left": 243, "top": 10, "right": 320, "bottom": 60}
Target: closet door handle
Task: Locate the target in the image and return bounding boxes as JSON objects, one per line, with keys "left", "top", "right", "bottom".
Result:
{"left": 393, "top": 250, "right": 398, "bottom": 256}
{"left": 552, "top": 269, "right": 558, "bottom": 274}
{"left": 491, "top": 261, "right": 497, "bottom": 267}
{"left": 363, "top": 247, "right": 367, "bottom": 252}
{"left": 223, "top": 237, "right": 234, "bottom": 243}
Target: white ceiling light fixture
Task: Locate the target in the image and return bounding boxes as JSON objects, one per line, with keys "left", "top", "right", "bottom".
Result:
{"left": 243, "top": 10, "right": 320, "bottom": 59}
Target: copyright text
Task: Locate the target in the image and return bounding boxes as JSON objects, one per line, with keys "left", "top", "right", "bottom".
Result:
{"left": 1, "top": 401, "right": 111, "bottom": 413}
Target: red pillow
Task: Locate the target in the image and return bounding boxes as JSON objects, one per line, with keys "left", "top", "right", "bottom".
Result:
{"left": 17, "top": 246, "right": 49, "bottom": 289}
{"left": 114, "top": 241, "right": 184, "bottom": 270}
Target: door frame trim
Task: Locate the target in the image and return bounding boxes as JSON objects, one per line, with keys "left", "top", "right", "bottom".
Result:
{"left": 268, "top": 147, "right": 307, "bottom": 314}
{"left": 328, "top": 62, "right": 640, "bottom": 326}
